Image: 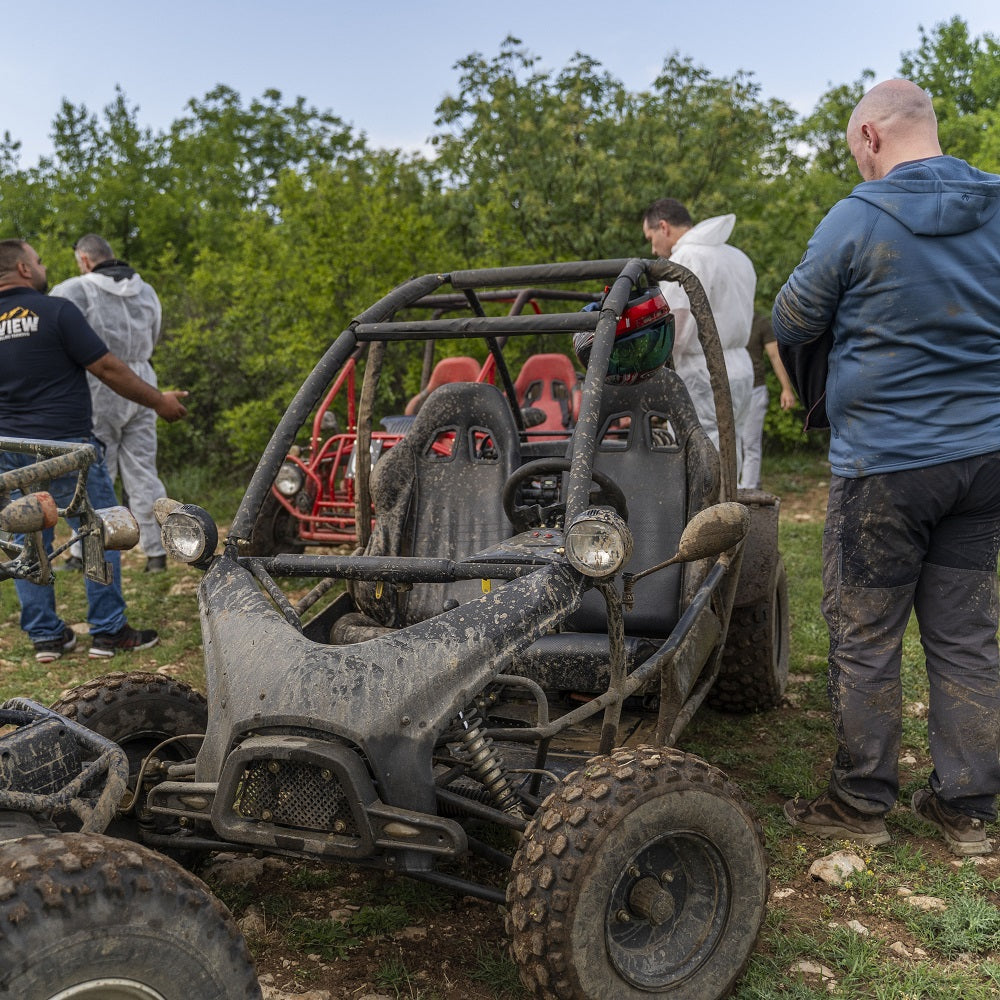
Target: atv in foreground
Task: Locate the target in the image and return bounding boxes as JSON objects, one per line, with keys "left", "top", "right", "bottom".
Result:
{"left": 53, "top": 258, "right": 786, "bottom": 999}
{"left": 0, "top": 438, "right": 261, "bottom": 1000}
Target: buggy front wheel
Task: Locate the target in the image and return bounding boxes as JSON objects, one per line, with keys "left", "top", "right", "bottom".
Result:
{"left": 506, "top": 746, "right": 767, "bottom": 999}
{"left": 0, "top": 832, "right": 261, "bottom": 999}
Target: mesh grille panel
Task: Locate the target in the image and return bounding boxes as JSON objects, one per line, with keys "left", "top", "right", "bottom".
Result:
{"left": 234, "top": 759, "right": 359, "bottom": 836}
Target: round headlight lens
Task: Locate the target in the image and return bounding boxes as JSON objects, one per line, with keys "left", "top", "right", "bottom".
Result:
{"left": 565, "top": 507, "right": 633, "bottom": 578}
{"left": 275, "top": 461, "right": 304, "bottom": 497}
{"left": 162, "top": 505, "right": 218, "bottom": 565}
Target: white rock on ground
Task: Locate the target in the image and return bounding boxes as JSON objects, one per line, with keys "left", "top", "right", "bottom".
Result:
{"left": 904, "top": 894, "right": 947, "bottom": 913}
{"left": 809, "top": 850, "right": 866, "bottom": 886}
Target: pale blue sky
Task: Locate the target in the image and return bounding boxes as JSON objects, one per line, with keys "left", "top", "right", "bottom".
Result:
{"left": 5, "top": 1, "right": 1000, "bottom": 167}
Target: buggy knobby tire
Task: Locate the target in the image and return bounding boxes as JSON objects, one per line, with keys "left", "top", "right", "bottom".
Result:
{"left": 710, "top": 555, "right": 789, "bottom": 713}
{"left": 506, "top": 746, "right": 767, "bottom": 1000}
{"left": 246, "top": 491, "right": 305, "bottom": 556}
{"left": 0, "top": 832, "right": 261, "bottom": 999}
{"left": 50, "top": 672, "right": 208, "bottom": 854}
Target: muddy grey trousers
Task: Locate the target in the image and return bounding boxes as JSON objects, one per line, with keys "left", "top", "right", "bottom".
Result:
{"left": 822, "top": 452, "right": 1000, "bottom": 821}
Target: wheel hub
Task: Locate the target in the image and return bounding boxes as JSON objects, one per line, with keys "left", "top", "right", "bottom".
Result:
{"left": 627, "top": 874, "right": 676, "bottom": 925}
{"left": 606, "top": 831, "right": 731, "bottom": 990}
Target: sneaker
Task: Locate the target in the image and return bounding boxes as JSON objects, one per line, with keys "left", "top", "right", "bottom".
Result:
{"left": 911, "top": 788, "right": 993, "bottom": 856}
{"left": 784, "top": 791, "right": 891, "bottom": 846}
{"left": 54, "top": 555, "right": 84, "bottom": 573}
{"left": 89, "top": 623, "right": 159, "bottom": 658}
{"left": 144, "top": 555, "right": 167, "bottom": 573}
{"left": 33, "top": 625, "right": 78, "bottom": 663}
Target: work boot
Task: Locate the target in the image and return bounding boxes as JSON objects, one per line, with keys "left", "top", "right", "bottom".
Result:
{"left": 911, "top": 788, "right": 993, "bottom": 856}
{"left": 144, "top": 555, "right": 167, "bottom": 573}
{"left": 784, "top": 791, "right": 891, "bottom": 846}
{"left": 89, "top": 623, "right": 159, "bottom": 658}
{"left": 33, "top": 625, "right": 78, "bottom": 663}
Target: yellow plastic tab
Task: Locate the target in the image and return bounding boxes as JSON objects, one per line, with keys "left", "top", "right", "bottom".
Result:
{"left": 481, "top": 579, "right": 491, "bottom": 594}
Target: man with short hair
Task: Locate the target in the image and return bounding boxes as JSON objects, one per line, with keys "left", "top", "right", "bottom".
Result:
{"left": 0, "top": 238, "right": 187, "bottom": 661}
{"left": 51, "top": 234, "right": 168, "bottom": 572}
{"left": 642, "top": 198, "right": 756, "bottom": 466}
{"left": 775, "top": 79, "right": 1000, "bottom": 856}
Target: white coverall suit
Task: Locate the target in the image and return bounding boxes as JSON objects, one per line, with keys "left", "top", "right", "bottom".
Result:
{"left": 657, "top": 214, "right": 756, "bottom": 469}
{"left": 50, "top": 268, "right": 167, "bottom": 559}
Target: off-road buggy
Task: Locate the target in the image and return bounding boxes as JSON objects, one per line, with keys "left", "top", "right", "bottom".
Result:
{"left": 38, "top": 257, "right": 787, "bottom": 999}
{"left": 0, "top": 438, "right": 262, "bottom": 1000}
{"left": 251, "top": 287, "right": 596, "bottom": 552}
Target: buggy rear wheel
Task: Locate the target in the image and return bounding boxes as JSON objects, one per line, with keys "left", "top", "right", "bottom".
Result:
{"left": 506, "top": 746, "right": 767, "bottom": 999}
{"left": 0, "top": 832, "right": 261, "bottom": 999}
{"left": 710, "top": 555, "right": 789, "bottom": 713}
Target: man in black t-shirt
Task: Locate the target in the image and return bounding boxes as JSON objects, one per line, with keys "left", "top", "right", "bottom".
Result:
{"left": 0, "top": 239, "right": 187, "bottom": 662}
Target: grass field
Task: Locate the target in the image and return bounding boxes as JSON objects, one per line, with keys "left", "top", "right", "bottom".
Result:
{"left": 2, "top": 449, "right": 1000, "bottom": 999}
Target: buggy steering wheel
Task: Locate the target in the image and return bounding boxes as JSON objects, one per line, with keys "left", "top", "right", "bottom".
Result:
{"left": 502, "top": 458, "right": 628, "bottom": 533}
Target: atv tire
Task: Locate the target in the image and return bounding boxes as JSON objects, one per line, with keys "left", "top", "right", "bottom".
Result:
{"left": 710, "top": 555, "right": 789, "bottom": 713}
{"left": 0, "top": 832, "right": 261, "bottom": 999}
{"left": 506, "top": 746, "right": 767, "bottom": 999}
{"left": 50, "top": 671, "right": 208, "bottom": 856}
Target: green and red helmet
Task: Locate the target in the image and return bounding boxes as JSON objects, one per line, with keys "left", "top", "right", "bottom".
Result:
{"left": 574, "top": 287, "right": 675, "bottom": 385}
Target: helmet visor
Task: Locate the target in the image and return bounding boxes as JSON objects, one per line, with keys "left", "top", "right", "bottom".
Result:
{"left": 606, "top": 313, "right": 675, "bottom": 380}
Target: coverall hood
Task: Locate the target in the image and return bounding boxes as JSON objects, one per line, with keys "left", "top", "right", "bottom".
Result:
{"left": 84, "top": 272, "right": 147, "bottom": 298}
{"left": 850, "top": 155, "right": 1000, "bottom": 236}
{"left": 672, "top": 214, "right": 737, "bottom": 250}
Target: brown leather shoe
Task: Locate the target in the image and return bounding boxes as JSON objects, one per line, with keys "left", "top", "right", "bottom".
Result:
{"left": 912, "top": 788, "right": 993, "bottom": 856}
{"left": 784, "top": 791, "right": 890, "bottom": 846}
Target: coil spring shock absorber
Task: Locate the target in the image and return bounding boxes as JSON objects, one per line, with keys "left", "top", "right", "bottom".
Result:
{"left": 454, "top": 706, "right": 524, "bottom": 817}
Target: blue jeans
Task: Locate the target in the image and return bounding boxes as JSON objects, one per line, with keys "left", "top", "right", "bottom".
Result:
{"left": 0, "top": 438, "right": 127, "bottom": 641}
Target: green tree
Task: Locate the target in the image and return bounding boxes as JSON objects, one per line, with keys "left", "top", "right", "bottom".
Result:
{"left": 44, "top": 89, "right": 162, "bottom": 262}
{"left": 158, "top": 150, "right": 453, "bottom": 470}
{"left": 900, "top": 17, "right": 1000, "bottom": 170}
{"left": 432, "top": 38, "right": 796, "bottom": 276}
{"left": 0, "top": 133, "right": 47, "bottom": 242}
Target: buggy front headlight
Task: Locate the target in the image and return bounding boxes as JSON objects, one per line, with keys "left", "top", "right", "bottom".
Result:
{"left": 565, "top": 507, "right": 632, "bottom": 578}
{"left": 160, "top": 503, "right": 218, "bottom": 567}
{"left": 275, "top": 461, "right": 304, "bottom": 497}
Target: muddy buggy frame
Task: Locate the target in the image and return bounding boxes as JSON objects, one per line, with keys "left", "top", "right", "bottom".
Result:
{"left": 55, "top": 258, "right": 786, "bottom": 1000}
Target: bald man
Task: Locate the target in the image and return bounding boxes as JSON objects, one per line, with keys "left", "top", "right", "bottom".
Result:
{"left": 774, "top": 80, "right": 1000, "bottom": 856}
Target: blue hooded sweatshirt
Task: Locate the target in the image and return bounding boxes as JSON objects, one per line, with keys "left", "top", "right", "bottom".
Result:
{"left": 772, "top": 155, "right": 1000, "bottom": 477}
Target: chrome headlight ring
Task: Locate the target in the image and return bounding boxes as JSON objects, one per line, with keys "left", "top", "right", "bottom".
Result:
{"left": 565, "top": 507, "right": 633, "bottom": 579}
{"left": 274, "top": 460, "right": 305, "bottom": 497}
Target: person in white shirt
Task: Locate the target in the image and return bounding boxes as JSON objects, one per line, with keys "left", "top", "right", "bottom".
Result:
{"left": 642, "top": 199, "right": 756, "bottom": 474}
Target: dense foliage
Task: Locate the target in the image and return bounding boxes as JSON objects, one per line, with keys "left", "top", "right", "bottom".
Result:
{"left": 1, "top": 17, "right": 996, "bottom": 474}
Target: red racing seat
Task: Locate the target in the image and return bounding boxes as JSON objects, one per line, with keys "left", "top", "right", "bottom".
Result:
{"left": 405, "top": 356, "right": 481, "bottom": 416}
{"left": 513, "top": 354, "right": 580, "bottom": 436}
